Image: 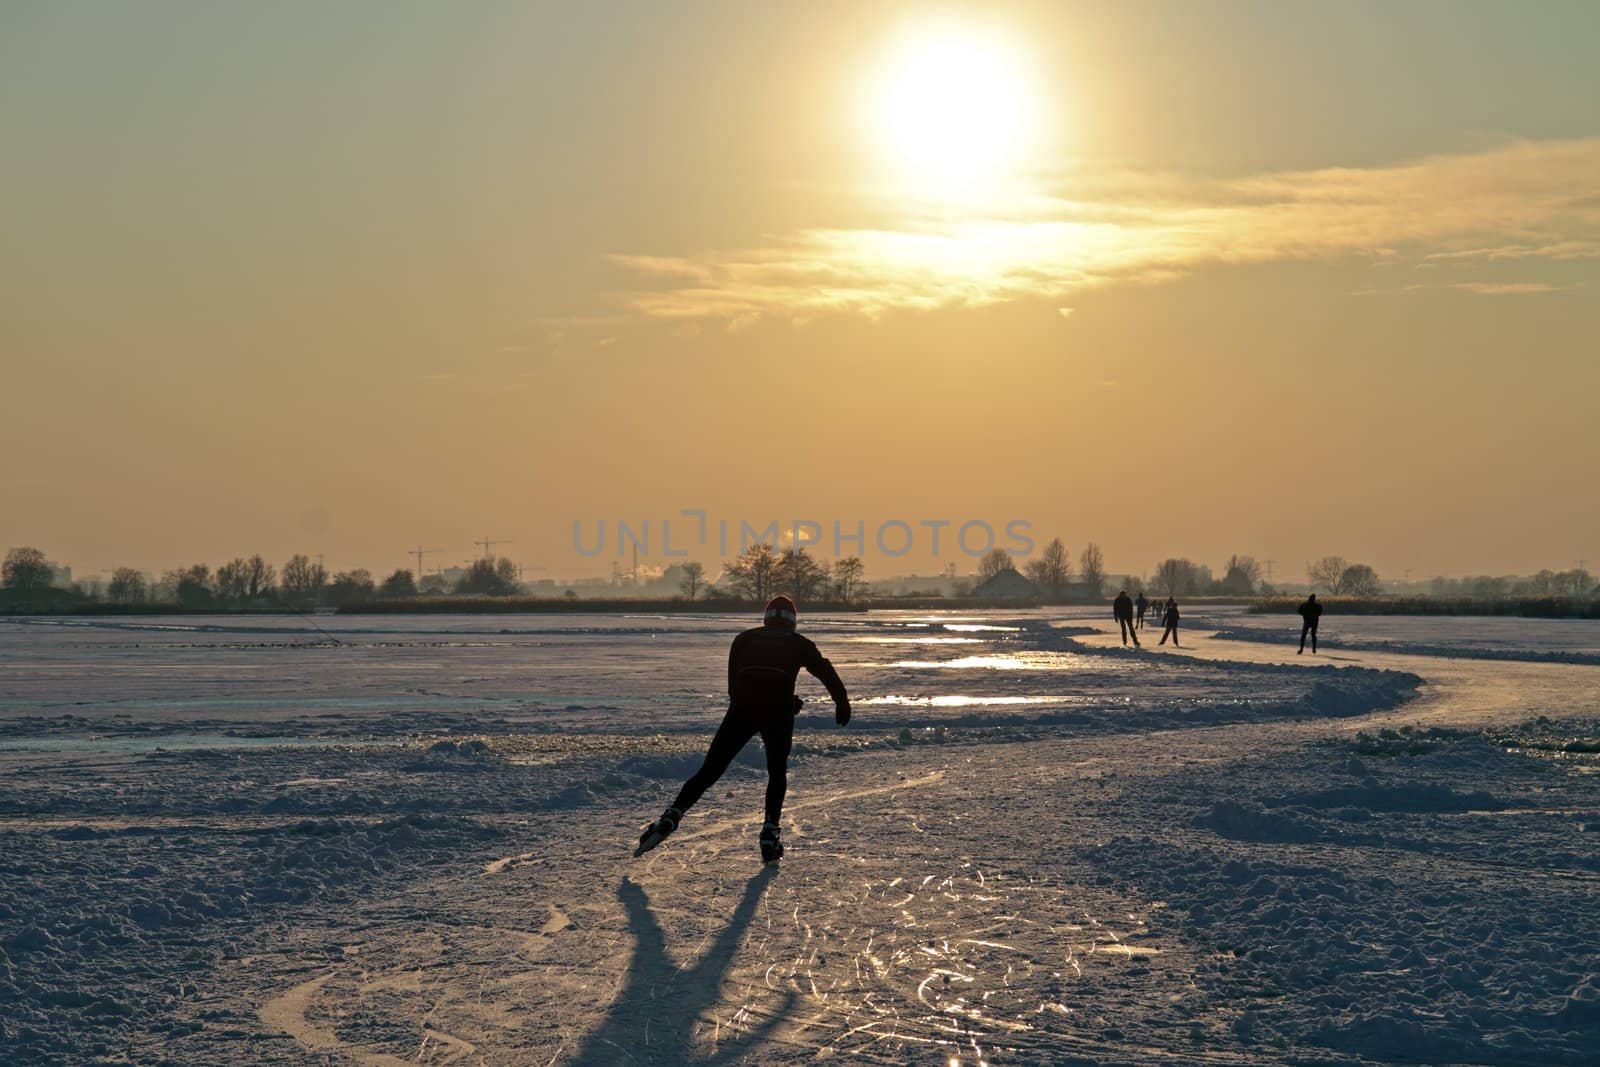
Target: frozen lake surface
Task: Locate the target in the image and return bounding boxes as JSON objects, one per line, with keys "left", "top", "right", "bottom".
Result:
{"left": 2, "top": 609, "right": 1598, "bottom": 1064}
{"left": 0, "top": 608, "right": 1428, "bottom": 740}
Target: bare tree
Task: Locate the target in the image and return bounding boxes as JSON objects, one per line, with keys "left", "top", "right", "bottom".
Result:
{"left": 724, "top": 543, "right": 781, "bottom": 602}
{"left": 977, "top": 548, "right": 1015, "bottom": 582}
{"left": 2, "top": 547, "right": 52, "bottom": 590}
{"left": 832, "top": 556, "right": 866, "bottom": 603}
{"left": 1078, "top": 542, "right": 1105, "bottom": 598}
{"left": 216, "top": 558, "right": 251, "bottom": 603}
{"left": 244, "top": 555, "right": 276, "bottom": 599}
{"left": 1155, "top": 557, "right": 1203, "bottom": 596}
{"left": 107, "top": 567, "right": 147, "bottom": 604}
{"left": 380, "top": 569, "right": 418, "bottom": 599}
{"left": 1219, "top": 554, "right": 1262, "bottom": 595}
{"left": 456, "top": 558, "right": 518, "bottom": 596}
{"left": 1023, "top": 538, "right": 1072, "bottom": 600}
{"left": 1307, "top": 556, "right": 1348, "bottom": 593}
{"left": 775, "top": 547, "right": 829, "bottom": 600}
{"left": 174, "top": 564, "right": 215, "bottom": 608}
{"left": 328, "top": 569, "right": 377, "bottom": 605}
{"left": 1338, "top": 563, "right": 1382, "bottom": 597}
{"left": 679, "top": 561, "right": 705, "bottom": 601}
{"left": 1558, "top": 568, "right": 1593, "bottom": 598}
{"left": 281, "top": 554, "right": 328, "bottom": 605}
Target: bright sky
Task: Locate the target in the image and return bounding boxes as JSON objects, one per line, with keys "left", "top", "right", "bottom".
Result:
{"left": 3, "top": 1, "right": 1597, "bottom": 581}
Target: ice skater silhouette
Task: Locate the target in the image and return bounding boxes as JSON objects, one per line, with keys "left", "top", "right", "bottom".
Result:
{"left": 635, "top": 595, "right": 851, "bottom": 863}
{"left": 1113, "top": 589, "right": 1140, "bottom": 647}
{"left": 1298, "top": 593, "right": 1323, "bottom": 654}
{"left": 1158, "top": 597, "right": 1181, "bottom": 646}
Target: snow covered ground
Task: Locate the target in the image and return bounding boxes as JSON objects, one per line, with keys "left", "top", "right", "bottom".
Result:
{"left": 2, "top": 609, "right": 1598, "bottom": 1065}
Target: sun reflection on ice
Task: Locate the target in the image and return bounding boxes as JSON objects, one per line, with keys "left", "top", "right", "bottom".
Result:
{"left": 885, "top": 652, "right": 1077, "bottom": 670}
{"left": 864, "top": 695, "right": 1054, "bottom": 708}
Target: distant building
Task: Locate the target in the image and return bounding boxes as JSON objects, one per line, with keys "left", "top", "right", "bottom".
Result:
{"left": 969, "top": 569, "right": 1039, "bottom": 600}
{"left": 873, "top": 572, "right": 961, "bottom": 597}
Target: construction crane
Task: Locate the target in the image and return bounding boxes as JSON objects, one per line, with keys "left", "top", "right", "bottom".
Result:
{"left": 409, "top": 546, "right": 443, "bottom": 577}
{"left": 475, "top": 536, "right": 512, "bottom": 560}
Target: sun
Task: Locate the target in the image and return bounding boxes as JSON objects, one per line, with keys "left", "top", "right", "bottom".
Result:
{"left": 866, "top": 22, "right": 1039, "bottom": 199}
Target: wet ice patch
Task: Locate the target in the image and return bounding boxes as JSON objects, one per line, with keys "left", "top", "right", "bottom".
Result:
{"left": 865, "top": 694, "right": 1055, "bottom": 708}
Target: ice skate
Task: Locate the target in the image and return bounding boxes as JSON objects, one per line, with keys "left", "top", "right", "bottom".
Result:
{"left": 759, "top": 822, "right": 783, "bottom": 864}
{"left": 634, "top": 807, "right": 681, "bottom": 856}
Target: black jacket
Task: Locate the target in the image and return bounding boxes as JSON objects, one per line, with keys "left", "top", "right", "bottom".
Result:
{"left": 728, "top": 626, "right": 849, "bottom": 713}
{"left": 1299, "top": 599, "right": 1323, "bottom": 622}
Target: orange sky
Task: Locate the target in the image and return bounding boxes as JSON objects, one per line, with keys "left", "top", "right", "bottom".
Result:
{"left": 2, "top": 2, "right": 1597, "bottom": 582}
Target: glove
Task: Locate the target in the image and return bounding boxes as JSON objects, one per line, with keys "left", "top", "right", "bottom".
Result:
{"left": 791, "top": 695, "right": 805, "bottom": 716}
{"left": 835, "top": 702, "right": 851, "bottom": 726}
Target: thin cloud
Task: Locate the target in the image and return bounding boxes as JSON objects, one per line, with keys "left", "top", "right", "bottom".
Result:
{"left": 1422, "top": 241, "right": 1600, "bottom": 263}
{"left": 1354, "top": 280, "right": 1583, "bottom": 297}
{"left": 1439, "top": 281, "right": 1581, "bottom": 295}
{"left": 611, "top": 138, "right": 1600, "bottom": 322}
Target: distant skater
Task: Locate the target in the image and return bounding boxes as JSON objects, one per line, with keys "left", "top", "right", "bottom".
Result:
{"left": 1159, "top": 597, "right": 1181, "bottom": 646}
{"left": 1135, "top": 592, "right": 1149, "bottom": 630}
{"left": 1298, "top": 593, "right": 1323, "bottom": 654}
{"left": 1113, "top": 589, "right": 1140, "bottom": 647}
{"left": 634, "top": 595, "right": 852, "bottom": 864}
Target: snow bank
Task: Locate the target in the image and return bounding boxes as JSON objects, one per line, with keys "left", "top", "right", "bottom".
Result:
{"left": 1211, "top": 626, "right": 1600, "bottom": 665}
{"left": 1085, "top": 719, "right": 1600, "bottom": 1064}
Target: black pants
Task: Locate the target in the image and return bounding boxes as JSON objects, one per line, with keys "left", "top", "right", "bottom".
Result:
{"left": 1118, "top": 617, "right": 1139, "bottom": 646}
{"left": 671, "top": 705, "right": 795, "bottom": 825}
{"left": 1300, "top": 621, "right": 1318, "bottom": 653}
{"left": 1160, "top": 620, "right": 1179, "bottom": 646}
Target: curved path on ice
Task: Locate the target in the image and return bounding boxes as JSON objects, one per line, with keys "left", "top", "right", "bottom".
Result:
{"left": 1072, "top": 624, "right": 1600, "bottom": 731}
{"left": 253, "top": 626, "right": 1599, "bottom": 1065}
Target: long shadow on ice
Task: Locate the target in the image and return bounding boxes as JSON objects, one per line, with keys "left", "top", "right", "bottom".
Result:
{"left": 568, "top": 866, "right": 792, "bottom": 1065}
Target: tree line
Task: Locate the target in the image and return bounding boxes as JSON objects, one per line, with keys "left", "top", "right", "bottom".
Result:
{"left": 968, "top": 540, "right": 1281, "bottom": 600}
{"left": 1126, "top": 554, "right": 1378, "bottom": 597}
{"left": 0, "top": 547, "right": 528, "bottom": 608}
{"left": 1427, "top": 569, "right": 1593, "bottom": 600}
{"left": 6, "top": 542, "right": 1591, "bottom": 609}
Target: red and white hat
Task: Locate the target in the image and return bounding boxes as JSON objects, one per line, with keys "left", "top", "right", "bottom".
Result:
{"left": 763, "top": 595, "right": 797, "bottom": 627}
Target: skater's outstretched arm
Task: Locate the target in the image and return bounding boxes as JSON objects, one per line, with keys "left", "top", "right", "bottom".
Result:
{"left": 802, "top": 640, "right": 851, "bottom": 724}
